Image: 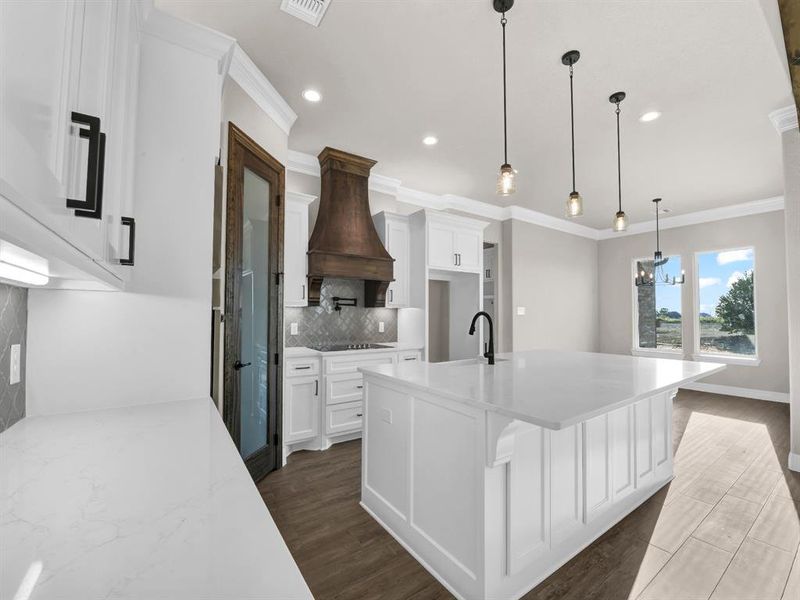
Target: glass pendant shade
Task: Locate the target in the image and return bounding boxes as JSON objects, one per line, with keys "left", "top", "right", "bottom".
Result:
{"left": 497, "top": 164, "right": 516, "bottom": 195}
{"left": 566, "top": 191, "right": 583, "bottom": 217}
{"left": 613, "top": 210, "right": 628, "bottom": 232}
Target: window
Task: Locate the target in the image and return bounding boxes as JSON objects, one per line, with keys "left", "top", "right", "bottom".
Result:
{"left": 633, "top": 255, "right": 683, "bottom": 352}
{"left": 695, "top": 248, "right": 756, "bottom": 359}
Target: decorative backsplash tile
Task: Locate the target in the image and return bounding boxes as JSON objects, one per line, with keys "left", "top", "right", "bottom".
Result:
{"left": 285, "top": 278, "right": 397, "bottom": 347}
{"left": 0, "top": 283, "right": 27, "bottom": 433}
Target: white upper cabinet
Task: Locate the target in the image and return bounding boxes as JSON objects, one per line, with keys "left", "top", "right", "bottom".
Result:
{"left": 284, "top": 192, "right": 315, "bottom": 306}
{"left": 427, "top": 221, "right": 457, "bottom": 270}
{"left": 373, "top": 212, "right": 410, "bottom": 307}
{"left": 455, "top": 229, "right": 482, "bottom": 272}
{"left": 425, "top": 212, "right": 487, "bottom": 273}
{"left": 0, "top": 0, "right": 140, "bottom": 288}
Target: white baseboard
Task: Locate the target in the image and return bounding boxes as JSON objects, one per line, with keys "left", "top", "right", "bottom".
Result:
{"left": 681, "top": 382, "right": 789, "bottom": 404}
{"left": 789, "top": 452, "right": 800, "bottom": 473}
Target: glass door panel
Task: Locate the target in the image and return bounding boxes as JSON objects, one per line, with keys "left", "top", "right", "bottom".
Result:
{"left": 239, "top": 167, "right": 270, "bottom": 459}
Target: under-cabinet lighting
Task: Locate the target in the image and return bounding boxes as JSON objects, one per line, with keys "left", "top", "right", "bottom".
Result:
{"left": 0, "top": 262, "right": 49, "bottom": 286}
{"left": 0, "top": 241, "right": 50, "bottom": 286}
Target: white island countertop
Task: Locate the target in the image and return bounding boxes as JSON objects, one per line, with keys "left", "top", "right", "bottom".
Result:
{"left": 361, "top": 350, "right": 724, "bottom": 429}
{"left": 0, "top": 398, "right": 312, "bottom": 600}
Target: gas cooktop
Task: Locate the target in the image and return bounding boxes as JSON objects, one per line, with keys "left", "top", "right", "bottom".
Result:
{"left": 309, "top": 343, "right": 393, "bottom": 352}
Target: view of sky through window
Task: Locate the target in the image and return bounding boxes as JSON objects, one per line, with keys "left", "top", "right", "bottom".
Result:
{"left": 697, "top": 248, "right": 756, "bottom": 356}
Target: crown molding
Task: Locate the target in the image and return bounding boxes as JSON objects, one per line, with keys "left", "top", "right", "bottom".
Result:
{"left": 286, "top": 150, "right": 319, "bottom": 177}
{"left": 286, "top": 149, "right": 785, "bottom": 242}
{"left": 138, "top": 2, "right": 235, "bottom": 67}
{"left": 370, "top": 173, "right": 402, "bottom": 196}
{"left": 506, "top": 206, "right": 601, "bottom": 240}
{"left": 396, "top": 186, "right": 447, "bottom": 211}
{"left": 596, "top": 196, "right": 785, "bottom": 240}
{"left": 285, "top": 191, "right": 317, "bottom": 206}
{"left": 769, "top": 106, "right": 799, "bottom": 133}
{"left": 228, "top": 45, "right": 297, "bottom": 136}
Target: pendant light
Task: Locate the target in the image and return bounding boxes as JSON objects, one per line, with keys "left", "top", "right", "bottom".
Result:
{"left": 635, "top": 198, "right": 685, "bottom": 286}
{"left": 610, "top": 91, "right": 628, "bottom": 231}
{"left": 562, "top": 50, "right": 582, "bottom": 217}
{"left": 495, "top": 0, "right": 516, "bottom": 195}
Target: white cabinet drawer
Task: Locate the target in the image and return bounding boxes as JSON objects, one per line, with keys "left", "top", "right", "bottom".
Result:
{"left": 324, "top": 352, "right": 395, "bottom": 375}
{"left": 327, "top": 373, "right": 364, "bottom": 406}
{"left": 285, "top": 357, "right": 320, "bottom": 377}
{"left": 326, "top": 401, "right": 363, "bottom": 435}
{"left": 397, "top": 350, "right": 422, "bottom": 363}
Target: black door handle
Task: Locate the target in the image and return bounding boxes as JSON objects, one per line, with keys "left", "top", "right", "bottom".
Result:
{"left": 120, "top": 217, "right": 135, "bottom": 266}
{"left": 67, "top": 112, "right": 105, "bottom": 219}
{"left": 234, "top": 360, "right": 251, "bottom": 371}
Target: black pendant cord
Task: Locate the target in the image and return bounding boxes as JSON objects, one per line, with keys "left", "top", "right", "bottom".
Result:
{"left": 615, "top": 101, "right": 622, "bottom": 213}
{"left": 501, "top": 13, "right": 508, "bottom": 165}
{"left": 569, "top": 65, "right": 576, "bottom": 193}
{"left": 655, "top": 201, "right": 660, "bottom": 253}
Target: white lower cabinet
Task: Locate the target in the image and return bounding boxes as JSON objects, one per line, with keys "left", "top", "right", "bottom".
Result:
{"left": 326, "top": 373, "right": 364, "bottom": 406}
{"left": 282, "top": 348, "right": 422, "bottom": 457}
{"left": 284, "top": 375, "right": 319, "bottom": 443}
{"left": 326, "top": 401, "right": 363, "bottom": 435}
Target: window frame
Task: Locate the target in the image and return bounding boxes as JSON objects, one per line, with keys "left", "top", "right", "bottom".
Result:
{"left": 630, "top": 255, "right": 685, "bottom": 358}
{"left": 692, "top": 246, "right": 760, "bottom": 366}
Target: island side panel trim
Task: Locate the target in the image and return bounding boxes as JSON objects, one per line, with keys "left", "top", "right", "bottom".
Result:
{"left": 361, "top": 374, "right": 679, "bottom": 600}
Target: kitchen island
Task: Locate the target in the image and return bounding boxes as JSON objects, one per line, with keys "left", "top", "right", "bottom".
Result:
{"left": 359, "top": 350, "right": 724, "bottom": 600}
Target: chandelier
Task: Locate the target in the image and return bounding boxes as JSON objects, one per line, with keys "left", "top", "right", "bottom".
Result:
{"left": 635, "top": 198, "right": 685, "bottom": 286}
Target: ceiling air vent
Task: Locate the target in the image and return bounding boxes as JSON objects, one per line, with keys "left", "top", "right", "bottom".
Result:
{"left": 280, "top": 0, "right": 331, "bottom": 27}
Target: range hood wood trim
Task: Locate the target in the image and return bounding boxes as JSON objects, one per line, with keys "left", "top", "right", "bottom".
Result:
{"left": 306, "top": 147, "right": 394, "bottom": 307}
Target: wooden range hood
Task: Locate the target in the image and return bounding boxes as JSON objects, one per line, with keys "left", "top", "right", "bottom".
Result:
{"left": 306, "top": 147, "right": 394, "bottom": 307}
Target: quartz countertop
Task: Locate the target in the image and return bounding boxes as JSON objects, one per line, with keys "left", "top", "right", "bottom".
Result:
{"left": 360, "top": 350, "right": 725, "bottom": 430}
{"left": 0, "top": 398, "right": 312, "bottom": 600}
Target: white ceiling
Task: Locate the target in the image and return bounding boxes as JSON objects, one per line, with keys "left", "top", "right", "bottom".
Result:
{"left": 157, "top": 0, "right": 793, "bottom": 229}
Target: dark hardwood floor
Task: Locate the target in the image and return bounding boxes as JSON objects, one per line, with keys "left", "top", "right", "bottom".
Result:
{"left": 259, "top": 391, "right": 800, "bottom": 600}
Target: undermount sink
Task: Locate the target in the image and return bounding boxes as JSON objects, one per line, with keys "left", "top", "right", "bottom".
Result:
{"left": 446, "top": 357, "right": 508, "bottom": 366}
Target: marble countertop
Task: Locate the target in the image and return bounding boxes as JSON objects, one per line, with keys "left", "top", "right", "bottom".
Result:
{"left": 360, "top": 350, "right": 725, "bottom": 429}
{"left": 285, "top": 343, "right": 423, "bottom": 358}
{"left": 0, "top": 398, "right": 312, "bottom": 600}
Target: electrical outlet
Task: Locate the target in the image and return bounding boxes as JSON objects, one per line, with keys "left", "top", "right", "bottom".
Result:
{"left": 290, "top": 322, "right": 299, "bottom": 335}
{"left": 381, "top": 408, "right": 392, "bottom": 424}
{"left": 378, "top": 321, "right": 385, "bottom": 333}
{"left": 10, "top": 344, "right": 20, "bottom": 385}
{"left": 516, "top": 306, "right": 526, "bottom": 316}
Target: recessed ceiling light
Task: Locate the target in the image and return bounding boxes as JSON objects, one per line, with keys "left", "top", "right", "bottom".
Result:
{"left": 301, "top": 89, "right": 322, "bottom": 103}
{"left": 422, "top": 136, "right": 438, "bottom": 146}
{"left": 639, "top": 111, "right": 661, "bottom": 122}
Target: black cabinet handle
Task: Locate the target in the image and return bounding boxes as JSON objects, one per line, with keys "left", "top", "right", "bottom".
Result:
{"left": 233, "top": 360, "right": 251, "bottom": 371}
{"left": 295, "top": 365, "right": 311, "bottom": 370}
{"left": 404, "top": 356, "right": 417, "bottom": 361}
{"left": 315, "top": 379, "right": 319, "bottom": 396}
{"left": 356, "top": 413, "right": 363, "bottom": 418}
{"left": 356, "top": 384, "right": 363, "bottom": 389}
{"left": 67, "top": 112, "right": 105, "bottom": 219}
{"left": 302, "top": 284, "right": 305, "bottom": 300}
{"left": 120, "top": 217, "right": 135, "bottom": 266}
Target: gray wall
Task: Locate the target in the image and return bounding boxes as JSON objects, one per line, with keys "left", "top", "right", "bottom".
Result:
{"left": 0, "top": 283, "right": 27, "bottom": 432}
{"left": 427, "top": 280, "right": 450, "bottom": 362}
{"left": 502, "top": 219, "right": 599, "bottom": 353}
{"left": 781, "top": 127, "right": 800, "bottom": 460}
{"left": 598, "top": 210, "right": 789, "bottom": 394}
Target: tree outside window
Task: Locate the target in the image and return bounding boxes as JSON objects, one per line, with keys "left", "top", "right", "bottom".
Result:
{"left": 696, "top": 249, "right": 756, "bottom": 357}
